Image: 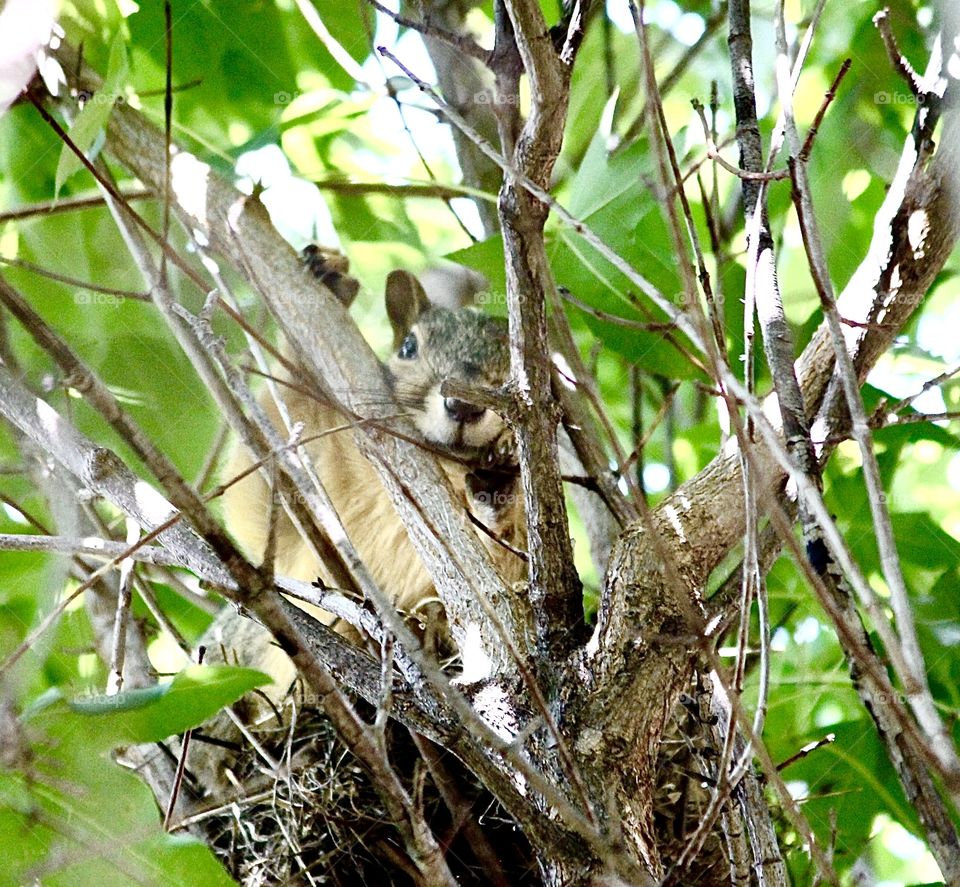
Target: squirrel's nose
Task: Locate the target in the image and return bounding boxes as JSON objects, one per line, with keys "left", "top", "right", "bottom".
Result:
{"left": 444, "top": 396, "right": 486, "bottom": 424}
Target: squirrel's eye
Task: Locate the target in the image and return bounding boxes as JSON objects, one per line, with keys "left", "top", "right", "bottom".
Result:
{"left": 398, "top": 332, "right": 418, "bottom": 360}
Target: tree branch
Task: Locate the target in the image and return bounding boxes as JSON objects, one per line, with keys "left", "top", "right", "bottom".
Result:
{"left": 498, "top": 0, "right": 586, "bottom": 669}
{"left": 46, "top": 41, "right": 533, "bottom": 675}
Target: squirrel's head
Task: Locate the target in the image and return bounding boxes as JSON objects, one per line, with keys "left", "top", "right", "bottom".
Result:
{"left": 384, "top": 271, "right": 510, "bottom": 452}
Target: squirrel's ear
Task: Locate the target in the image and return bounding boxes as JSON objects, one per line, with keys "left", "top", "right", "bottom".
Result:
{"left": 385, "top": 270, "right": 431, "bottom": 348}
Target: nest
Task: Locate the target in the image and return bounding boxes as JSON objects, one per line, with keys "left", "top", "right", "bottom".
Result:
{"left": 186, "top": 688, "right": 538, "bottom": 886}
{"left": 181, "top": 673, "right": 742, "bottom": 886}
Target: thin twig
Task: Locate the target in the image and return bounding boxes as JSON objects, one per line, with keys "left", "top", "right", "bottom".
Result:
{"left": 106, "top": 517, "right": 140, "bottom": 694}
{"left": 692, "top": 100, "right": 790, "bottom": 182}
{"left": 164, "top": 646, "right": 206, "bottom": 831}
{"left": 874, "top": 8, "right": 923, "bottom": 95}
{"left": 799, "top": 59, "right": 852, "bottom": 162}
{"left": 0, "top": 188, "right": 151, "bottom": 222}
{"left": 365, "top": 0, "right": 491, "bottom": 65}
{"left": 776, "top": 733, "right": 836, "bottom": 772}
{"left": 0, "top": 532, "right": 182, "bottom": 564}
{"left": 557, "top": 285, "right": 677, "bottom": 331}
{"left": 0, "top": 256, "right": 150, "bottom": 299}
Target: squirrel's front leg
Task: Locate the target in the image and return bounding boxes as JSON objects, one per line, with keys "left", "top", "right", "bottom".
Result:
{"left": 465, "top": 428, "right": 520, "bottom": 529}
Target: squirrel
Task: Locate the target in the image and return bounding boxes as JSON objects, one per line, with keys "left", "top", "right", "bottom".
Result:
{"left": 189, "top": 248, "right": 527, "bottom": 795}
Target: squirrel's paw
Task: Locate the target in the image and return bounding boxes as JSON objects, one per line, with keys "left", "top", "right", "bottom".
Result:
{"left": 300, "top": 244, "right": 360, "bottom": 307}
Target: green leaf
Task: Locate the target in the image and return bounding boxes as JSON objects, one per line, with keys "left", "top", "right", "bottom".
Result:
{"left": 54, "top": 32, "right": 129, "bottom": 196}
{"left": 548, "top": 204, "right": 697, "bottom": 378}
{"left": 446, "top": 235, "right": 507, "bottom": 308}
{"left": 916, "top": 570, "right": 960, "bottom": 716}
{"left": 1, "top": 681, "right": 239, "bottom": 887}
{"left": 125, "top": 1, "right": 346, "bottom": 147}
{"left": 779, "top": 720, "right": 916, "bottom": 864}
{"left": 62, "top": 664, "right": 270, "bottom": 745}
{"left": 565, "top": 103, "right": 652, "bottom": 220}
{"left": 890, "top": 512, "right": 960, "bottom": 569}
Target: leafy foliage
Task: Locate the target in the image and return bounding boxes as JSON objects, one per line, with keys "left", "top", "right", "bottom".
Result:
{"left": 0, "top": 0, "right": 958, "bottom": 884}
{"left": 1, "top": 670, "right": 267, "bottom": 887}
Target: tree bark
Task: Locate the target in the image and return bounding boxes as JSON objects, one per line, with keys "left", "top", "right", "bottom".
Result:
{"left": 21, "top": 9, "right": 960, "bottom": 879}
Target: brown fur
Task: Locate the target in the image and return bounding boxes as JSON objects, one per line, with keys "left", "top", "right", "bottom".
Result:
{"left": 191, "top": 261, "right": 526, "bottom": 794}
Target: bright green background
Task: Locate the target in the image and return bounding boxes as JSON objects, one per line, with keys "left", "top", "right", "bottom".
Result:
{"left": 0, "top": 1, "right": 957, "bottom": 884}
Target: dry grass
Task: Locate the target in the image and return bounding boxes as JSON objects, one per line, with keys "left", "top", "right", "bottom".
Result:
{"left": 185, "top": 686, "right": 538, "bottom": 886}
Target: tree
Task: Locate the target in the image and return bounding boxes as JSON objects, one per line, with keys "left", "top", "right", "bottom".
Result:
{"left": 1, "top": 1, "right": 959, "bottom": 885}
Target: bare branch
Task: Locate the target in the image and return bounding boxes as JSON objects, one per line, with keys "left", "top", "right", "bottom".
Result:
{"left": 874, "top": 7, "right": 923, "bottom": 95}
{"left": 49, "top": 41, "right": 530, "bottom": 671}
{"left": 0, "top": 187, "right": 151, "bottom": 222}
{"left": 365, "top": 0, "right": 490, "bottom": 65}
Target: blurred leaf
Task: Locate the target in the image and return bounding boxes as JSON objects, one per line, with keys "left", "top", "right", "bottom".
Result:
{"left": 780, "top": 720, "right": 915, "bottom": 865}
{"left": 890, "top": 512, "right": 960, "bottom": 569}
{"left": 53, "top": 665, "right": 271, "bottom": 745}
{"left": 124, "top": 1, "right": 331, "bottom": 153}
{"left": 546, "top": 134, "right": 701, "bottom": 378}
{"left": 0, "top": 680, "right": 239, "bottom": 887}
{"left": 916, "top": 570, "right": 960, "bottom": 716}
{"left": 446, "top": 234, "right": 507, "bottom": 306}
{"left": 55, "top": 32, "right": 128, "bottom": 196}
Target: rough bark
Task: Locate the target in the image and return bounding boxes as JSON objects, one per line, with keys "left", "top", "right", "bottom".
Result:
{"left": 51, "top": 45, "right": 534, "bottom": 673}
{"left": 13, "top": 7, "right": 959, "bottom": 881}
